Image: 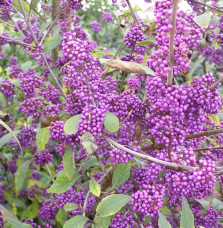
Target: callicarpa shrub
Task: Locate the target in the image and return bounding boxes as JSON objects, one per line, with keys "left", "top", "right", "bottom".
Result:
{"left": 0, "top": 0, "right": 223, "bottom": 227}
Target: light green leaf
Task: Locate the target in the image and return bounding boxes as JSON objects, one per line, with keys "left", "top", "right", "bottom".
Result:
{"left": 209, "top": 114, "right": 220, "bottom": 127}
{"left": 112, "top": 162, "right": 131, "bottom": 189}
{"left": 11, "top": 79, "right": 21, "bottom": 87}
{"left": 56, "top": 208, "right": 66, "bottom": 226}
{"left": 83, "top": 157, "right": 98, "bottom": 173}
{"left": 82, "top": 141, "right": 98, "bottom": 154}
{"left": 180, "top": 196, "right": 195, "bottom": 228}
{"left": 3, "top": 217, "right": 32, "bottom": 228}
{"left": 96, "top": 194, "right": 132, "bottom": 217}
{"left": 0, "top": 91, "right": 6, "bottom": 108}
{"left": 139, "top": 40, "right": 155, "bottom": 46}
{"left": 206, "top": 137, "right": 219, "bottom": 147}
{"left": 195, "top": 199, "right": 210, "bottom": 210}
{"left": 64, "top": 215, "right": 89, "bottom": 228}
{"left": 0, "top": 120, "right": 22, "bottom": 152}
{"left": 99, "top": 58, "right": 110, "bottom": 64}
{"left": 64, "top": 114, "right": 81, "bottom": 135}
{"left": 94, "top": 216, "right": 111, "bottom": 228}
{"left": 193, "top": 12, "right": 212, "bottom": 28}
{"left": 13, "top": 0, "right": 30, "bottom": 13}
{"left": 21, "top": 61, "right": 32, "bottom": 72}
{"left": 0, "top": 130, "right": 20, "bottom": 149}
{"left": 90, "top": 177, "right": 101, "bottom": 197}
{"left": 136, "top": 63, "right": 156, "bottom": 76}
{"left": 80, "top": 132, "right": 98, "bottom": 154}
{"left": 64, "top": 203, "right": 78, "bottom": 212}
{"left": 104, "top": 112, "right": 119, "bottom": 133}
{"left": 47, "top": 171, "right": 80, "bottom": 194}
{"left": 36, "top": 127, "right": 50, "bottom": 151}
{"left": 158, "top": 211, "right": 171, "bottom": 228}
{"left": 63, "top": 147, "right": 75, "bottom": 181}
{"left": 15, "top": 159, "right": 32, "bottom": 196}
{"left": 44, "top": 36, "right": 61, "bottom": 52}
{"left": 212, "top": 198, "right": 223, "bottom": 210}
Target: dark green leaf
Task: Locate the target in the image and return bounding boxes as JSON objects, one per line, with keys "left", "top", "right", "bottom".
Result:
{"left": 15, "top": 159, "right": 32, "bottom": 196}
{"left": 104, "top": 112, "right": 119, "bottom": 133}
{"left": 112, "top": 162, "right": 131, "bottom": 189}
{"left": 96, "top": 194, "right": 132, "bottom": 217}
{"left": 47, "top": 171, "right": 80, "bottom": 194}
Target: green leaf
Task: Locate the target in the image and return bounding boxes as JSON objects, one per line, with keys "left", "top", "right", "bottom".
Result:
{"left": 212, "top": 198, "right": 223, "bottom": 210}
{"left": 94, "top": 216, "right": 111, "bottom": 228}
{"left": 139, "top": 40, "right": 155, "bottom": 46}
{"left": 180, "top": 196, "right": 195, "bottom": 228}
{"left": 209, "top": 114, "right": 220, "bottom": 127}
{"left": 136, "top": 63, "right": 156, "bottom": 76}
{"left": 11, "top": 79, "right": 21, "bottom": 87}
{"left": 36, "top": 127, "right": 50, "bottom": 151}
{"left": 15, "top": 159, "right": 32, "bottom": 196}
{"left": 3, "top": 217, "right": 32, "bottom": 228}
{"left": 0, "top": 120, "right": 23, "bottom": 152}
{"left": 96, "top": 194, "right": 132, "bottom": 217}
{"left": 0, "top": 91, "right": 6, "bottom": 108}
{"left": 206, "top": 137, "right": 219, "bottom": 147}
{"left": 64, "top": 203, "right": 78, "bottom": 212}
{"left": 80, "top": 132, "right": 98, "bottom": 154}
{"left": 104, "top": 112, "right": 119, "bottom": 133}
{"left": 47, "top": 171, "right": 80, "bottom": 194}
{"left": 56, "top": 208, "right": 66, "bottom": 226}
{"left": 13, "top": 0, "right": 30, "bottom": 13}
{"left": 63, "top": 146, "right": 75, "bottom": 181}
{"left": 90, "top": 177, "right": 101, "bottom": 197}
{"left": 83, "top": 156, "right": 98, "bottom": 173}
{"left": 0, "top": 204, "right": 17, "bottom": 219}
{"left": 193, "top": 12, "right": 212, "bottom": 28}
{"left": 21, "top": 61, "right": 32, "bottom": 72}
{"left": 158, "top": 211, "right": 171, "bottom": 228}
{"left": 64, "top": 114, "right": 81, "bottom": 135}
{"left": 64, "top": 215, "right": 89, "bottom": 228}
{"left": 82, "top": 141, "right": 98, "bottom": 154}
{"left": 195, "top": 199, "right": 210, "bottom": 210}
{"left": 112, "top": 162, "right": 131, "bottom": 189}
{"left": 99, "top": 58, "right": 110, "bottom": 64}
{"left": 44, "top": 36, "right": 61, "bottom": 52}
{"left": 0, "top": 130, "right": 20, "bottom": 149}
{"left": 27, "top": 198, "right": 39, "bottom": 219}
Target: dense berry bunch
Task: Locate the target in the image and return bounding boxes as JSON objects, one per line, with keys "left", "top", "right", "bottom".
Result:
{"left": 90, "top": 21, "right": 101, "bottom": 33}
{"left": 102, "top": 12, "right": 113, "bottom": 22}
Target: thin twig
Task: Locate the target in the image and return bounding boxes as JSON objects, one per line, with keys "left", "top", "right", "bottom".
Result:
{"left": 166, "top": 0, "right": 178, "bottom": 87}
{"left": 0, "top": 35, "right": 35, "bottom": 47}
{"left": 82, "top": 167, "right": 113, "bottom": 216}
{"left": 209, "top": 77, "right": 223, "bottom": 90}
{"left": 194, "top": 146, "right": 223, "bottom": 151}
{"left": 40, "top": 15, "right": 60, "bottom": 45}
{"left": 189, "top": 0, "right": 223, "bottom": 13}
{"left": 17, "top": 0, "right": 66, "bottom": 98}
{"left": 142, "top": 128, "right": 223, "bottom": 151}
{"left": 107, "top": 139, "right": 196, "bottom": 171}
{"left": 9, "top": 15, "right": 26, "bottom": 37}
{"left": 126, "top": 0, "right": 140, "bottom": 24}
